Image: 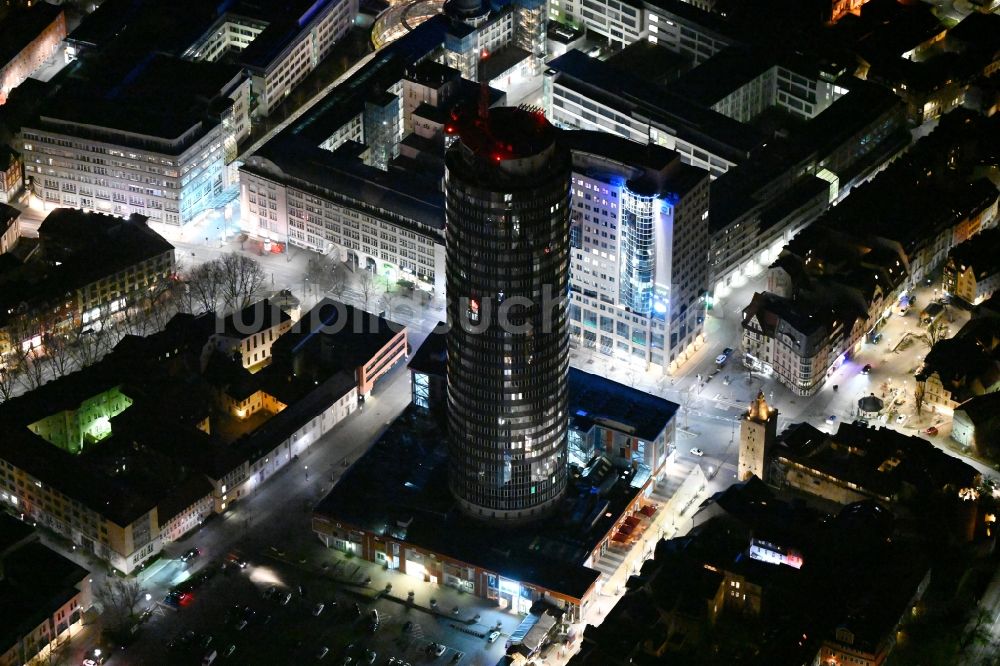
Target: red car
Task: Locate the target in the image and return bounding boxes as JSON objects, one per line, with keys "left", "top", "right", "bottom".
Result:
{"left": 924, "top": 426, "right": 938, "bottom": 436}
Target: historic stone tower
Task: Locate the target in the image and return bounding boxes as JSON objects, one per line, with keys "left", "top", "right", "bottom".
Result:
{"left": 738, "top": 391, "right": 778, "bottom": 482}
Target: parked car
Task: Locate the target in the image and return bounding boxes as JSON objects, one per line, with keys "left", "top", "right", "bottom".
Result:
{"left": 312, "top": 603, "right": 325, "bottom": 617}
{"left": 369, "top": 610, "right": 379, "bottom": 632}
{"left": 281, "top": 592, "right": 293, "bottom": 606}
{"left": 690, "top": 448, "right": 704, "bottom": 457}
{"left": 487, "top": 630, "right": 501, "bottom": 643}
{"left": 428, "top": 644, "right": 447, "bottom": 657}
{"left": 236, "top": 620, "right": 247, "bottom": 631}
{"left": 715, "top": 348, "right": 733, "bottom": 365}
{"left": 365, "top": 651, "right": 377, "bottom": 665}
{"left": 316, "top": 646, "right": 329, "bottom": 660}
{"left": 896, "top": 414, "right": 907, "bottom": 424}
{"left": 224, "top": 645, "right": 236, "bottom": 658}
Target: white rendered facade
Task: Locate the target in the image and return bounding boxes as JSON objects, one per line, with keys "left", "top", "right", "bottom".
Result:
{"left": 567, "top": 160, "right": 711, "bottom": 374}
{"left": 239, "top": 159, "right": 446, "bottom": 294}
{"left": 183, "top": 0, "right": 358, "bottom": 118}
{"left": 549, "top": 0, "right": 641, "bottom": 47}
{"left": 245, "top": 0, "right": 358, "bottom": 117}
{"left": 544, "top": 77, "right": 738, "bottom": 176}
{"left": 19, "top": 78, "right": 250, "bottom": 226}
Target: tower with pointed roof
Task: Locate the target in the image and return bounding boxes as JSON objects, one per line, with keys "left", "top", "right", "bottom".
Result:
{"left": 738, "top": 391, "right": 778, "bottom": 482}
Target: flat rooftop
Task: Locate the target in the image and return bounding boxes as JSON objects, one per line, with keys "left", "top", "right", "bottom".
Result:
{"left": 0, "top": 538, "right": 87, "bottom": 655}
{"left": 316, "top": 366, "right": 678, "bottom": 599}
{"left": 0, "top": 210, "right": 173, "bottom": 331}
{"left": 546, "top": 49, "right": 763, "bottom": 161}
{"left": 315, "top": 406, "right": 645, "bottom": 600}
{"left": 35, "top": 53, "right": 241, "bottom": 143}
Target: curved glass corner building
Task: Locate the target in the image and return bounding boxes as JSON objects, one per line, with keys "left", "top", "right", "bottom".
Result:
{"left": 444, "top": 107, "right": 571, "bottom": 523}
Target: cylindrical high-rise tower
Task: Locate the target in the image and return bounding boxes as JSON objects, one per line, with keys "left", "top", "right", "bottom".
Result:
{"left": 445, "top": 106, "right": 571, "bottom": 523}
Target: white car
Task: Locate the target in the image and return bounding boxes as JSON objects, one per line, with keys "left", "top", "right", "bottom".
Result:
{"left": 487, "top": 630, "right": 501, "bottom": 643}
{"left": 690, "top": 448, "right": 704, "bottom": 457}
{"left": 825, "top": 415, "right": 837, "bottom": 425}
{"left": 312, "top": 603, "right": 325, "bottom": 617}
{"left": 317, "top": 646, "right": 329, "bottom": 660}
{"left": 896, "top": 414, "right": 907, "bottom": 424}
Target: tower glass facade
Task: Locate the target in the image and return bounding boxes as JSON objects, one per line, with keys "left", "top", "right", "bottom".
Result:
{"left": 619, "top": 186, "right": 657, "bottom": 315}
{"left": 445, "top": 107, "right": 571, "bottom": 522}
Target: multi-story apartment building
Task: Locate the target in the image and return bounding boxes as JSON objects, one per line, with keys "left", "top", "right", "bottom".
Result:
{"left": 917, "top": 311, "right": 1000, "bottom": 412}
{"left": 0, "top": 146, "right": 22, "bottom": 204}
{"left": 0, "top": 295, "right": 398, "bottom": 573}
{"left": 0, "top": 2, "right": 65, "bottom": 106}
{"left": 0, "top": 203, "right": 17, "bottom": 256}
{"left": 741, "top": 111, "right": 1000, "bottom": 396}
{"left": 18, "top": 56, "right": 249, "bottom": 225}
{"left": 0, "top": 516, "right": 91, "bottom": 666}
{"left": 943, "top": 227, "right": 1000, "bottom": 306}
{"left": 565, "top": 132, "right": 711, "bottom": 374}
{"left": 211, "top": 300, "right": 294, "bottom": 369}
{"left": 0, "top": 209, "right": 175, "bottom": 356}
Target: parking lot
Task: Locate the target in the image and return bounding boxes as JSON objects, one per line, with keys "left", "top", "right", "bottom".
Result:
{"left": 116, "top": 551, "right": 511, "bottom": 666}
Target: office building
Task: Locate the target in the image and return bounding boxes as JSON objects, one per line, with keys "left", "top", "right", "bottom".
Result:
{"left": 444, "top": 106, "right": 571, "bottom": 522}
{"left": 67, "top": 0, "right": 357, "bottom": 120}
{"left": 313, "top": 327, "right": 680, "bottom": 620}
{"left": 565, "top": 132, "right": 711, "bottom": 374}
{"left": 0, "top": 1, "right": 65, "bottom": 106}
{"left": 18, "top": 55, "right": 249, "bottom": 225}
{"left": 183, "top": 0, "right": 358, "bottom": 117}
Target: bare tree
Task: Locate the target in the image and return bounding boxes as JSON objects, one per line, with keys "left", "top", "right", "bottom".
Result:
{"left": 217, "top": 252, "right": 266, "bottom": 313}
{"left": 181, "top": 261, "right": 225, "bottom": 315}
{"left": 67, "top": 323, "right": 116, "bottom": 369}
{"left": 378, "top": 292, "right": 397, "bottom": 320}
{"left": 0, "top": 363, "right": 19, "bottom": 403}
{"left": 142, "top": 278, "right": 179, "bottom": 333}
{"left": 328, "top": 263, "right": 348, "bottom": 302}
{"left": 306, "top": 254, "right": 341, "bottom": 293}
{"left": 916, "top": 321, "right": 949, "bottom": 350}
{"left": 358, "top": 270, "right": 379, "bottom": 312}
{"left": 45, "top": 334, "right": 75, "bottom": 379}
{"left": 95, "top": 577, "right": 144, "bottom": 634}
{"left": 914, "top": 380, "right": 926, "bottom": 418}
{"left": 15, "top": 347, "right": 48, "bottom": 392}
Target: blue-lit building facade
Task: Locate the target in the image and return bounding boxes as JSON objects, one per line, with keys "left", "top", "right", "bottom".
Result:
{"left": 565, "top": 134, "right": 711, "bottom": 375}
